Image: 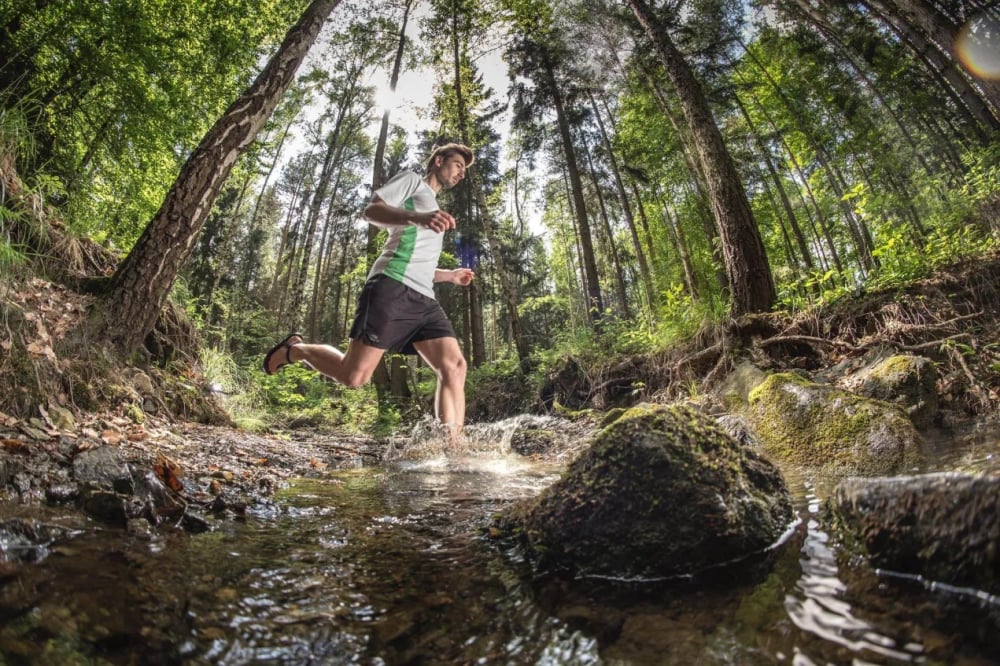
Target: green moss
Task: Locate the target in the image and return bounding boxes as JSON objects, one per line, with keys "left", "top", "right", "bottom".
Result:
{"left": 873, "top": 355, "right": 918, "bottom": 378}
{"left": 124, "top": 402, "right": 145, "bottom": 424}
{"left": 552, "top": 401, "right": 598, "bottom": 422}
{"left": 746, "top": 372, "right": 922, "bottom": 474}
{"left": 599, "top": 407, "right": 628, "bottom": 427}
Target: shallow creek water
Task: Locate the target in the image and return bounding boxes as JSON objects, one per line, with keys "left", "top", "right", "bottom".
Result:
{"left": 1, "top": 419, "right": 999, "bottom": 665}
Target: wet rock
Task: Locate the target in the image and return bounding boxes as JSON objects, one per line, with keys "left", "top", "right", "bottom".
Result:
{"left": 715, "top": 413, "right": 763, "bottom": 450}
{"left": 746, "top": 372, "right": 924, "bottom": 475}
{"left": 131, "top": 468, "right": 182, "bottom": 512}
{"left": 0, "top": 456, "right": 26, "bottom": 488}
{"left": 45, "top": 484, "right": 80, "bottom": 504}
{"left": 72, "top": 446, "right": 131, "bottom": 489}
{"left": 12, "top": 472, "right": 32, "bottom": 494}
{"left": 827, "top": 473, "right": 1000, "bottom": 594}
{"left": 180, "top": 512, "right": 213, "bottom": 533}
{"left": 509, "top": 428, "right": 557, "bottom": 456}
{"left": 491, "top": 403, "right": 793, "bottom": 579}
{"left": 839, "top": 354, "right": 939, "bottom": 430}
{"left": 80, "top": 490, "right": 128, "bottom": 526}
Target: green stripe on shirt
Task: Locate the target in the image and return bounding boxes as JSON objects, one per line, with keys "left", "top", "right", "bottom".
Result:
{"left": 384, "top": 197, "right": 417, "bottom": 280}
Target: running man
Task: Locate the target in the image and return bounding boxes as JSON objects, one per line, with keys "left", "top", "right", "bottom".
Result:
{"left": 263, "top": 143, "right": 476, "bottom": 442}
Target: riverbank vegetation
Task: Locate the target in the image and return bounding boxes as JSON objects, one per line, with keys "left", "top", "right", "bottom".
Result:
{"left": 1, "top": 0, "right": 998, "bottom": 435}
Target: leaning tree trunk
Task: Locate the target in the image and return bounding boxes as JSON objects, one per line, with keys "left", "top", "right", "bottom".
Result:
{"left": 96, "top": 0, "right": 341, "bottom": 353}
{"left": 629, "top": 0, "right": 776, "bottom": 315}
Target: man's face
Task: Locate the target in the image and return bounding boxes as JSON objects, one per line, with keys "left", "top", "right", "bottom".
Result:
{"left": 437, "top": 154, "right": 467, "bottom": 190}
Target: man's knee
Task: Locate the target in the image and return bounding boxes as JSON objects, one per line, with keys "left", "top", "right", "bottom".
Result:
{"left": 344, "top": 368, "right": 373, "bottom": 389}
{"left": 439, "top": 353, "right": 467, "bottom": 382}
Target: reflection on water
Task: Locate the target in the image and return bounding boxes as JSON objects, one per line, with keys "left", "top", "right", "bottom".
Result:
{"left": 784, "top": 480, "right": 923, "bottom": 663}
{"left": 0, "top": 422, "right": 999, "bottom": 664}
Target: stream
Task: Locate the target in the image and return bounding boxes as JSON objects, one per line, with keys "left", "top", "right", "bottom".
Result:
{"left": 0, "top": 417, "right": 998, "bottom": 664}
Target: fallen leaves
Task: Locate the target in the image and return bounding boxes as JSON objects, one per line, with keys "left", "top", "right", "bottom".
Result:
{"left": 101, "top": 430, "right": 122, "bottom": 446}
{"left": 153, "top": 453, "right": 184, "bottom": 493}
{"left": 2, "top": 439, "right": 30, "bottom": 454}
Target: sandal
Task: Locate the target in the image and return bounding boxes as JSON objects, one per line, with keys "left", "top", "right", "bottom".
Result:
{"left": 263, "top": 332, "right": 303, "bottom": 375}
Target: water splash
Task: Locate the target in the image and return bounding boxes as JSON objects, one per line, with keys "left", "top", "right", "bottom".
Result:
{"left": 382, "top": 413, "right": 595, "bottom": 462}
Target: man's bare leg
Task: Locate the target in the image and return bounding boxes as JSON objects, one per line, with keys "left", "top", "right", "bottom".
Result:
{"left": 288, "top": 339, "right": 386, "bottom": 389}
{"left": 413, "top": 337, "right": 468, "bottom": 443}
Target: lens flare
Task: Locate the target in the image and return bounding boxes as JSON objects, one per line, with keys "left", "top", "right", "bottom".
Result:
{"left": 956, "top": 13, "right": 1000, "bottom": 80}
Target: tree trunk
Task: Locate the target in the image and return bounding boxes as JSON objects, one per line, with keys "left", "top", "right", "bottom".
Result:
{"left": 589, "top": 91, "right": 655, "bottom": 319}
{"left": 96, "top": 0, "right": 342, "bottom": 353}
{"left": 662, "top": 199, "right": 700, "bottom": 301}
{"left": 642, "top": 67, "right": 728, "bottom": 293}
{"left": 368, "top": 0, "right": 415, "bottom": 260}
{"left": 470, "top": 281, "right": 486, "bottom": 367}
{"left": 450, "top": 5, "right": 531, "bottom": 362}
{"left": 583, "top": 141, "right": 631, "bottom": 319}
{"left": 732, "top": 93, "right": 814, "bottom": 272}
{"left": 543, "top": 56, "right": 605, "bottom": 325}
{"left": 630, "top": 0, "right": 775, "bottom": 315}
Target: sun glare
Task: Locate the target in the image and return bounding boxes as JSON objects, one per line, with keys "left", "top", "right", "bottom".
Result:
{"left": 957, "top": 13, "right": 1000, "bottom": 80}
{"left": 372, "top": 79, "right": 399, "bottom": 114}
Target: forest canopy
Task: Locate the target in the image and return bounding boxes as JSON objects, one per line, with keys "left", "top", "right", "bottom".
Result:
{"left": 1, "top": 0, "right": 997, "bottom": 429}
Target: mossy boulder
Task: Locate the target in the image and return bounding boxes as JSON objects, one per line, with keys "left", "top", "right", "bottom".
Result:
{"left": 490, "top": 404, "right": 793, "bottom": 579}
{"left": 746, "top": 373, "right": 924, "bottom": 475}
{"left": 839, "top": 354, "right": 939, "bottom": 430}
{"left": 827, "top": 473, "right": 1000, "bottom": 594}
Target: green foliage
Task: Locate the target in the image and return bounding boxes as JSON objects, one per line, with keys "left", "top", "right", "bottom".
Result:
{"left": 198, "top": 347, "right": 269, "bottom": 432}
{"left": 652, "top": 284, "right": 724, "bottom": 345}
{"left": 256, "top": 360, "right": 376, "bottom": 432}
{"left": 777, "top": 268, "right": 852, "bottom": 312}
{"left": 869, "top": 223, "right": 997, "bottom": 290}
{"left": 961, "top": 143, "right": 1000, "bottom": 208}
{"left": 1, "top": 104, "right": 35, "bottom": 280}
{"left": 1, "top": 0, "right": 308, "bottom": 250}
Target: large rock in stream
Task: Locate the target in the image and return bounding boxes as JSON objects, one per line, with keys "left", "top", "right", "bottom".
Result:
{"left": 490, "top": 404, "right": 793, "bottom": 579}
{"left": 828, "top": 473, "right": 1000, "bottom": 595}
{"left": 747, "top": 372, "right": 924, "bottom": 475}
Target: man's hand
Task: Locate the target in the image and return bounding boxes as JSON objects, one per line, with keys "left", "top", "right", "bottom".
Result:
{"left": 416, "top": 210, "right": 456, "bottom": 233}
{"left": 450, "top": 268, "right": 475, "bottom": 285}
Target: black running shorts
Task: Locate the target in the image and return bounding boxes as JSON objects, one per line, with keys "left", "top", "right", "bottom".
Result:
{"left": 349, "top": 274, "right": 456, "bottom": 355}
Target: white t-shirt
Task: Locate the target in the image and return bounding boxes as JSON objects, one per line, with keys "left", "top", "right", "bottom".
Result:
{"left": 365, "top": 171, "right": 442, "bottom": 299}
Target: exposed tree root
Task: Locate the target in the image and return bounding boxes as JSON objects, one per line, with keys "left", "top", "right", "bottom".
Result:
{"left": 526, "top": 251, "right": 1000, "bottom": 421}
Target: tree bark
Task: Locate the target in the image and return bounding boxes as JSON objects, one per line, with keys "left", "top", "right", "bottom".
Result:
{"left": 629, "top": 0, "right": 775, "bottom": 315}
{"left": 96, "top": 0, "right": 342, "bottom": 353}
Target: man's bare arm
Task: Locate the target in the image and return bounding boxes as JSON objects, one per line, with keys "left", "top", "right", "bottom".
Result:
{"left": 363, "top": 197, "right": 456, "bottom": 233}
